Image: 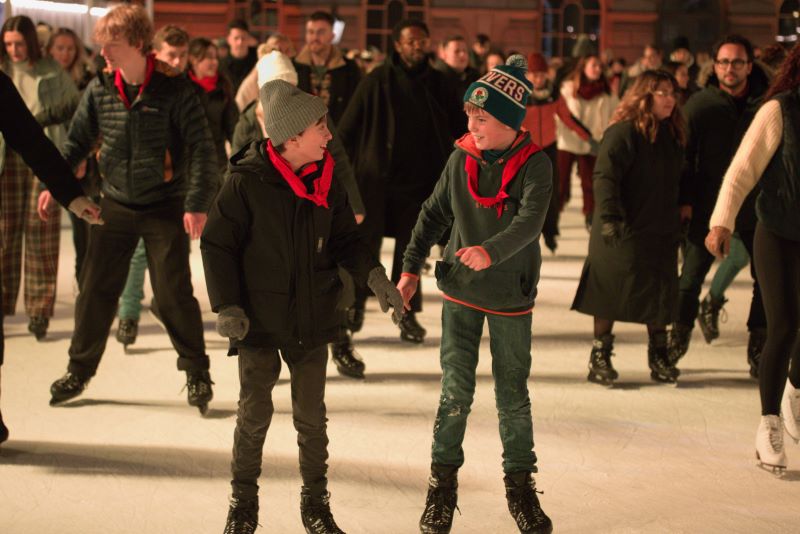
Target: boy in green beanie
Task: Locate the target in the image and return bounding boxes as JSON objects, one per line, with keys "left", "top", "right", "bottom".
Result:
{"left": 201, "top": 79, "right": 404, "bottom": 534}
{"left": 398, "top": 55, "right": 554, "bottom": 534}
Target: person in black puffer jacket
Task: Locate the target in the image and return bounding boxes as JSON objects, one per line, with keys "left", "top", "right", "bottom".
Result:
{"left": 43, "top": 5, "right": 219, "bottom": 414}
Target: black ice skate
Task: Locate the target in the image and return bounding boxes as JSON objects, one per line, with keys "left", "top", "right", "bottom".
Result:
{"left": 185, "top": 370, "right": 214, "bottom": 415}
{"left": 587, "top": 334, "right": 617, "bottom": 387}
{"left": 345, "top": 305, "right": 364, "bottom": 333}
{"left": 419, "top": 465, "right": 459, "bottom": 534}
{"left": 223, "top": 497, "right": 259, "bottom": 534}
{"left": 697, "top": 294, "right": 727, "bottom": 344}
{"left": 115, "top": 318, "right": 139, "bottom": 351}
{"left": 667, "top": 323, "right": 692, "bottom": 365}
{"left": 504, "top": 471, "right": 553, "bottom": 534}
{"left": 50, "top": 372, "right": 90, "bottom": 405}
{"left": 399, "top": 312, "right": 426, "bottom": 344}
{"left": 649, "top": 332, "right": 679, "bottom": 384}
{"left": 747, "top": 328, "right": 766, "bottom": 379}
{"left": 299, "top": 489, "right": 344, "bottom": 534}
{"left": 28, "top": 316, "right": 49, "bottom": 341}
{"left": 331, "top": 334, "right": 365, "bottom": 379}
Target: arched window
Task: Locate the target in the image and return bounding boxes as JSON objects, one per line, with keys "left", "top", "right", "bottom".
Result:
{"left": 229, "top": 0, "right": 281, "bottom": 42}
{"left": 541, "top": 0, "right": 601, "bottom": 58}
{"left": 778, "top": 0, "right": 800, "bottom": 44}
{"left": 365, "top": 0, "right": 425, "bottom": 53}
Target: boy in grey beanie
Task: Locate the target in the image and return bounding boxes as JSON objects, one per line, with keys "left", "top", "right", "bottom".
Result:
{"left": 202, "top": 79, "right": 404, "bottom": 534}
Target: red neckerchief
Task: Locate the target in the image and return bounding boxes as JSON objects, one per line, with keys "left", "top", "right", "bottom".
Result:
{"left": 114, "top": 54, "right": 156, "bottom": 109}
{"left": 577, "top": 79, "right": 608, "bottom": 100}
{"left": 265, "top": 140, "right": 334, "bottom": 208}
{"left": 462, "top": 133, "right": 541, "bottom": 218}
{"left": 189, "top": 71, "right": 218, "bottom": 93}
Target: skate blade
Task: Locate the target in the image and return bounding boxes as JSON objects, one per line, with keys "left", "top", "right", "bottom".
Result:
{"left": 650, "top": 371, "right": 678, "bottom": 386}
{"left": 756, "top": 457, "right": 787, "bottom": 477}
{"left": 587, "top": 372, "right": 615, "bottom": 388}
{"left": 197, "top": 404, "right": 209, "bottom": 416}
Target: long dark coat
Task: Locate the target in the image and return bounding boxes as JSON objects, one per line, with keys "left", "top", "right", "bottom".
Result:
{"left": 572, "top": 120, "right": 685, "bottom": 325}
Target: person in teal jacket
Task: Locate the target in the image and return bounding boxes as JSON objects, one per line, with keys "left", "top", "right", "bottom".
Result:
{"left": 398, "top": 55, "right": 553, "bottom": 534}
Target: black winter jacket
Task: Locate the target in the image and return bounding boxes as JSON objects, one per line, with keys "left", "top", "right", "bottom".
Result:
{"left": 61, "top": 58, "right": 218, "bottom": 213}
{"left": 682, "top": 65, "right": 769, "bottom": 243}
{"left": 191, "top": 75, "right": 239, "bottom": 178}
{"left": 200, "top": 142, "right": 379, "bottom": 351}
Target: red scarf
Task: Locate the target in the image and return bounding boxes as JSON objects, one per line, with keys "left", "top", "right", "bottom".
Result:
{"left": 265, "top": 140, "right": 334, "bottom": 208}
{"left": 577, "top": 79, "right": 608, "bottom": 100}
{"left": 114, "top": 54, "right": 156, "bottom": 109}
{"left": 464, "top": 141, "right": 541, "bottom": 218}
{"left": 189, "top": 71, "right": 218, "bottom": 93}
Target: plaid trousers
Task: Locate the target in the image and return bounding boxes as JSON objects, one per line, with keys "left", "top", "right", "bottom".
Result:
{"left": 0, "top": 148, "right": 61, "bottom": 317}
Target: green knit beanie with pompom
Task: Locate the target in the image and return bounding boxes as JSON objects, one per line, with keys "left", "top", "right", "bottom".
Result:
{"left": 464, "top": 54, "right": 533, "bottom": 130}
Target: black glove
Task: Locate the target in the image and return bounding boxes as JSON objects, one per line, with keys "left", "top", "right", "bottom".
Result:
{"left": 601, "top": 220, "right": 623, "bottom": 248}
{"left": 367, "top": 266, "right": 405, "bottom": 324}
{"left": 217, "top": 305, "right": 250, "bottom": 340}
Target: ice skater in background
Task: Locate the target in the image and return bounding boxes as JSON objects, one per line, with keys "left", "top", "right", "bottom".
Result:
{"left": 201, "top": 79, "right": 403, "bottom": 533}
{"left": 572, "top": 70, "right": 688, "bottom": 386}
{"left": 398, "top": 55, "right": 553, "bottom": 534}
{"left": 706, "top": 42, "right": 800, "bottom": 477}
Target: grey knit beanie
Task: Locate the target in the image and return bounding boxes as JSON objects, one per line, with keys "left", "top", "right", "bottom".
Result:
{"left": 259, "top": 79, "right": 327, "bottom": 146}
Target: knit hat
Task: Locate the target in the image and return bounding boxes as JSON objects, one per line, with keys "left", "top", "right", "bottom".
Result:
{"left": 257, "top": 51, "right": 298, "bottom": 89}
{"left": 464, "top": 54, "right": 533, "bottom": 130}
{"left": 260, "top": 79, "right": 327, "bottom": 146}
{"left": 527, "top": 52, "right": 548, "bottom": 74}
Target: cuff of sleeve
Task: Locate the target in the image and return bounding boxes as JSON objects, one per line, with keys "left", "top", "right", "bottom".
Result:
{"left": 401, "top": 262, "right": 422, "bottom": 276}
{"left": 400, "top": 272, "right": 420, "bottom": 281}
{"left": 480, "top": 243, "right": 499, "bottom": 265}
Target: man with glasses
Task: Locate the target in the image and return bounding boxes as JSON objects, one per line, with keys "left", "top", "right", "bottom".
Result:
{"left": 668, "top": 35, "right": 770, "bottom": 375}
{"left": 338, "top": 19, "right": 464, "bottom": 344}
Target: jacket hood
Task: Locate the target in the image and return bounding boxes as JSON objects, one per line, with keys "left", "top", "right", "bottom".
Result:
{"left": 229, "top": 140, "right": 275, "bottom": 180}
{"left": 705, "top": 61, "right": 770, "bottom": 99}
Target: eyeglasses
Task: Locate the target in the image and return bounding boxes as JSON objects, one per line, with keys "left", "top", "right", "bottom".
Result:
{"left": 653, "top": 90, "right": 676, "bottom": 98}
{"left": 715, "top": 59, "right": 749, "bottom": 69}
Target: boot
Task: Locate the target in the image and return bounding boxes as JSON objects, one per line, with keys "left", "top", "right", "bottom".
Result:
{"left": 747, "top": 328, "right": 766, "bottom": 379}
{"left": 299, "top": 489, "right": 344, "bottom": 534}
{"left": 504, "top": 471, "right": 553, "bottom": 534}
{"left": 697, "top": 293, "right": 727, "bottom": 343}
{"left": 419, "top": 465, "right": 458, "bottom": 534}
{"left": 345, "top": 305, "right": 364, "bottom": 333}
{"left": 587, "top": 334, "right": 617, "bottom": 386}
{"left": 186, "top": 370, "right": 214, "bottom": 415}
{"left": 781, "top": 379, "right": 800, "bottom": 444}
{"left": 28, "top": 316, "right": 49, "bottom": 341}
{"left": 667, "top": 323, "right": 692, "bottom": 365}
{"left": 0, "top": 410, "right": 8, "bottom": 444}
{"left": 648, "top": 331, "right": 679, "bottom": 384}
{"left": 331, "top": 333, "right": 365, "bottom": 379}
{"left": 116, "top": 318, "right": 139, "bottom": 348}
{"left": 399, "top": 312, "right": 426, "bottom": 344}
{"left": 50, "top": 372, "right": 90, "bottom": 405}
{"left": 223, "top": 497, "right": 259, "bottom": 534}
{"left": 755, "top": 415, "right": 786, "bottom": 476}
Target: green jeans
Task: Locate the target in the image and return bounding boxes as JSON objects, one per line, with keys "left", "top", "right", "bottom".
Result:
{"left": 709, "top": 234, "right": 750, "bottom": 300}
{"left": 118, "top": 238, "right": 148, "bottom": 320}
{"left": 431, "top": 299, "right": 537, "bottom": 473}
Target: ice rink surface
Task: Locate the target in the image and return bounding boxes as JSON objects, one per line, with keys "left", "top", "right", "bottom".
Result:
{"left": 1, "top": 204, "right": 799, "bottom": 534}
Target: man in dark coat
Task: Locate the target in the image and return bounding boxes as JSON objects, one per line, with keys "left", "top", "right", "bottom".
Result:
{"left": 338, "top": 18, "right": 465, "bottom": 343}
{"left": 669, "top": 35, "right": 769, "bottom": 373}
{"left": 433, "top": 35, "right": 480, "bottom": 104}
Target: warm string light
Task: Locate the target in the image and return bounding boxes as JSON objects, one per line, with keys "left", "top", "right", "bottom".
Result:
{"left": 0, "top": 0, "right": 108, "bottom": 17}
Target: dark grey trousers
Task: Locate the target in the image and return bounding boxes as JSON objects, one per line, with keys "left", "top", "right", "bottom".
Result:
{"left": 231, "top": 345, "right": 329, "bottom": 500}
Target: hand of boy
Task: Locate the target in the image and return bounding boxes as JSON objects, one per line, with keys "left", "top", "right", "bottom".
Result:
{"left": 367, "top": 266, "right": 405, "bottom": 324}
{"left": 397, "top": 274, "right": 419, "bottom": 311}
{"left": 456, "top": 246, "right": 491, "bottom": 271}
{"left": 217, "top": 305, "right": 250, "bottom": 340}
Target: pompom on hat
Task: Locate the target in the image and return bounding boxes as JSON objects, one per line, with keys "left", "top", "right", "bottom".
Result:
{"left": 257, "top": 51, "right": 298, "bottom": 89}
{"left": 463, "top": 54, "right": 533, "bottom": 130}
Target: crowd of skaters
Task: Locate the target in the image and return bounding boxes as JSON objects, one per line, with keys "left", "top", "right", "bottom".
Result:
{"left": 0, "top": 3, "right": 799, "bottom": 534}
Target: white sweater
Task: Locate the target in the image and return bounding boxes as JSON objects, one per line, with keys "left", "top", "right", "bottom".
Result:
{"left": 709, "top": 100, "right": 783, "bottom": 232}
{"left": 555, "top": 80, "right": 618, "bottom": 155}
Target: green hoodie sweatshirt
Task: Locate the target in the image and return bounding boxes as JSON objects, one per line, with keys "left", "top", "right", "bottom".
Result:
{"left": 402, "top": 131, "right": 552, "bottom": 314}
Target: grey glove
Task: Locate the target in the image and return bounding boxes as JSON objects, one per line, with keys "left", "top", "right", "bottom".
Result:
{"left": 217, "top": 305, "right": 250, "bottom": 340}
{"left": 601, "top": 220, "right": 623, "bottom": 248}
{"left": 367, "top": 266, "right": 405, "bottom": 324}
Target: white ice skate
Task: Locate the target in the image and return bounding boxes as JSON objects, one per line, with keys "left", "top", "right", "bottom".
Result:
{"left": 755, "top": 415, "right": 787, "bottom": 477}
{"left": 781, "top": 379, "right": 800, "bottom": 444}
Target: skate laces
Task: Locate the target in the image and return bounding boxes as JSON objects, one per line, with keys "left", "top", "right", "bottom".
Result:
{"left": 508, "top": 481, "right": 548, "bottom": 529}
{"left": 422, "top": 480, "right": 460, "bottom": 525}
{"left": 767, "top": 418, "right": 784, "bottom": 452}
{"left": 225, "top": 499, "right": 260, "bottom": 534}
{"left": 302, "top": 492, "right": 343, "bottom": 533}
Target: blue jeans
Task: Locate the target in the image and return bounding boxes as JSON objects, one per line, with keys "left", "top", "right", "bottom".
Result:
{"left": 118, "top": 238, "right": 147, "bottom": 320}
{"left": 431, "top": 299, "right": 537, "bottom": 473}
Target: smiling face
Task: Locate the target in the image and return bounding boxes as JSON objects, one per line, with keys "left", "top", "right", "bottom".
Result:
{"left": 191, "top": 46, "right": 218, "bottom": 78}
{"left": 285, "top": 115, "right": 332, "bottom": 167}
{"left": 651, "top": 80, "right": 677, "bottom": 121}
{"left": 3, "top": 31, "right": 28, "bottom": 63}
{"left": 466, "top": 107, "right": 516, "bottom": 151}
